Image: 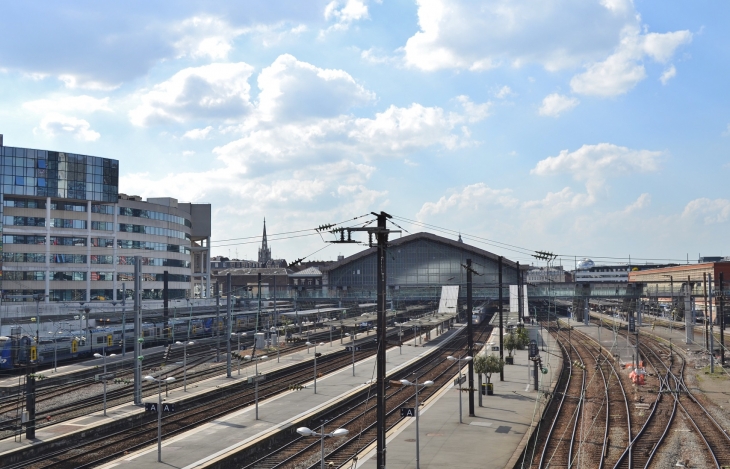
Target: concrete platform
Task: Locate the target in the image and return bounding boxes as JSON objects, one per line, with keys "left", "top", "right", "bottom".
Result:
{"left": 355, "top": 324, "right": 561, "bottom": 469}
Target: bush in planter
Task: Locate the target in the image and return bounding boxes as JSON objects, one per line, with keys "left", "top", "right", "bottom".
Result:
{"left": 516, "top": 326, "right": 530, "bottom": 350}
{"left": 474, "top": 354, "right": 504, "bottom": 401}
{"left": 504, "top": 332, "right": 519, "bottom": 363}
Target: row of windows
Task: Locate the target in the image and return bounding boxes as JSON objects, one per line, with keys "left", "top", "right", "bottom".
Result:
{"left": 3, "top": 289, "right": 188, "bottom": 302}
{"left": 3, "top": 234, "right": 191, "bottom": 254}
{"left": 4, "top": 217, "right": 191, "bottom": 240}
{"left": 0, "top": 185, "right": 117, "bottom": 202}
{"left": 118, "top": 224, "right": 190, "bottom": 240}
{"left": 3, "top": 271, "right": 191, "bottom": 282}
{"left": 119, "top": 207, "right": 192, "bottom": 228}
{"left": 3, "top": 197, "right": 114, "bottom": 213}
{"left": 2, "top": 253, "right": 191, "bottom": 267}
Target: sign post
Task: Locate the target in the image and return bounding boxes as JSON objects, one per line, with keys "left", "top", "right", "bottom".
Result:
{"left": 95, "top": 372, "right": 116, "bottom": 416}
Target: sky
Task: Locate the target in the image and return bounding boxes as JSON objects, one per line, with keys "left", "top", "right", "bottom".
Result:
{"left": 0, "top": 0, "right": 728, "bottom": 268}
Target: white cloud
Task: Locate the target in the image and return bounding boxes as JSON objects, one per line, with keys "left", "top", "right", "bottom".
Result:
{"left": 531, "top": 143, "right": 662, "bottom": 205}
{"left": 660, "top": 65, "right": 677, "bottom": 85}
{"left": 402, "top": 1, "right": 691, "bottom": 97}
{"left": 324, "top": 0, "right": 369, "bottom": 32}
{"left": 522, "top": 186, "right": 595, "bottom": 210}
{"left": 183, "top": 126, "right": 214, "bottom": 140}
{"left": 623, "top": 193, "right": 651, "bottom": 213}
{"left": 34, "top": 113, "right": 101, "bottom": 141}
{"left": 496, "top": 86, "right": 514, "bottom": 99}
{"left": 257, "top": 54, "right": 375, "bottom": 122}
{"left": 682, "top": 198, "right": 730, "bottom": 224}
{"left": 417, "top": 183, "right": 518, "bottom": 219}
{"left": 23, "top": 95, "right": 111, "bottom": 114}
{"left": 129, "top": 62, "right": 255, "bottom": 127}
{"left": 532, "top": 143, "right": 662, "bottom": 187}
{"left": 570, "top": 27, "right": 691, "bottom": 96}
{"left": 538, "top": 93, "right": 579, "bottom": 117}
{"left": 403, "top": 0, "right": 638, "bottom": 72}
{"left": 59, "top": 74, "right": 121, "bottom": 91}
{"left": 723, "top": 124, "right": 730, "bottom": 137}
{"left": 173, "top": 16, "right": 242, "bottom": 60}
{"left": 361, "top": 48, "right": 397, "bottom": 65}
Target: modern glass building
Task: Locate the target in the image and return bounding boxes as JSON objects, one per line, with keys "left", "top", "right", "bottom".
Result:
{"left": 322, "top": 232, "right": 520, "bottom": 300}
{"left": 0, "top": 136, "right": 211, "bottom": 303}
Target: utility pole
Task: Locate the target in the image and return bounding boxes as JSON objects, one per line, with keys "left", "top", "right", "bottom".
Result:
{"left": 709, "top": 273, "right": 715, "bottom": 374}
{"left": 134, "top": 256, "right": 142, "bottom": 406}
{"left": 517, "top": 261, "right": 522, "bottom": 324}
{"left": 704, "top": 273, "right": 709, "bottom": 353}
{"left": 720, "top": 273, "right": 725, "bottom": 367}
{"left": 464, "top": 259, "right": 475, "bottom": 417}
{"left": 375, "top": 212, "right": 388, "bottom": 469}
{"left": 226, "top": 273, "right": 232, "bottom": 378}
{"left": 163, "top": 270, "right": 169, "bottom": 343}
{"left": 325, "top": 211, "right": 399, "bottom": 469}
{"left": 498, "top": 257, "right": 504, "bottom": 382}
{"left": 215, "top": 282, "right": 220, "bottom": 362}
{"left": 26, "top": 365, "right": 36, "bottom": 439}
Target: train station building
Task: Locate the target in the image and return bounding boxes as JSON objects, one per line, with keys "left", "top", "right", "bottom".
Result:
{"left": 0, "top": 135, "right": 211, "bottom": 304}
{"left": 321, "top": 231, "right": 521, "bottom": 302}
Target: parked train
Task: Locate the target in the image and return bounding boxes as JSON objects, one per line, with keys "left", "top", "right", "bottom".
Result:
{"left": 0, "top": 309, "right": 279, "bottom": 370}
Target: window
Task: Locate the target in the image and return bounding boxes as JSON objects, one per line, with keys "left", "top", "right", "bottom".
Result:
{"left": 3, "top": 235, "right": 46, "bottom": 245}
{"left": 2, "top": 253, "right": 46, "bottom": 263}
{"left": 91, "top": 238, "right": 114, "bottom": 247}
{"left": 91, "top": 204, "right": 114, "bottom": 214}
{"left": 50, "top": 236, "right": 87, "bottom": 246}
{"left": 119, "top": 207, "right": 192, "bottom": 227}
{"left": 4, "top": 216, "right": 45, "bottom": 227}
{"left": 51, "top": 218, "right": 87, "bottom": 229}
{"left": 91, "top": 221, "right": 113, "bottom": 231}
{"left": 50, "top": 254, "right": 86, "bottom": 264}
{"left": 51, "top": 201, "right": 86, "bottom": 212}
{"left": 3, "top": 197, "right": 45, "bottom": 209}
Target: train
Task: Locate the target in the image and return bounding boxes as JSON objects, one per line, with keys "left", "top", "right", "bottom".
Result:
{"left": 0, "top": 309, "right": 280, "bottom": 371}
{"left": 471, "top": 304, "right": 489, "bottom": 325}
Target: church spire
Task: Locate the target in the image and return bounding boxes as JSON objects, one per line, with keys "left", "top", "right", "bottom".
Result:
{"left": 258, "top": 218, "right": 272, "bottom": 266}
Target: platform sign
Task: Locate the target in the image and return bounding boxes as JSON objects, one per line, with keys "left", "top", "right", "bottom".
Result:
{"left": 145, "top": 403, "right": 176, "bottom": 412}
{"left": 107, "top": 335, "right": 113, "bottom": 346}
{"left": 528, "top": 340, "right": 538, "bottom": 359}
{"left": 345, "top": 346, "right": 361, "bottom": 352}
{"left": 30, "top": 346, "right": 37, "bottom": 361}
{"left": 247, "top": 374, "right": 266, "bottom": 384}
{"left": 95, "top": 372, "right": 116, "bottom": 382}
{"left": 454, "top": 374, "right": 466, "bottom": 386}
{"left": 628, "top": 315, "right": 636, "bottom": 333}
{"left": 400, "top": 407, "right": 416, "bottom": 417}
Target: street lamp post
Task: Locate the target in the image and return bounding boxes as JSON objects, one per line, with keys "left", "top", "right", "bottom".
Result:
{"left": 296, "top": 421, "right": 349, "bottom": 469}
{"left": 447, "top": 355, "right": 473, "bottom": 423}
{"left": 399, "top": 375, "right": 434, "bottom": 469}
{"left": 144, "top": 375, "right": 176, "bottom": 463}
{"left": 175, "top": 341, "right": 195, "bottom": 391}
{"left": 94, "top": 349, "right": 116, "bottom": 374}
{"left": 306, "top": 341, "right": 325, "bottom": 393}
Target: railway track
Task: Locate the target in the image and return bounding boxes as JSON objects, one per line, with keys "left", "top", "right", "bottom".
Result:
{"left": 239, "top": 321, "right": 493, "bottom": 469}
{"left": 529, "top": 324, "right": 634, "bottom": 469}
{"left": 4, "top": 324, "right": 429, "bottom": 469}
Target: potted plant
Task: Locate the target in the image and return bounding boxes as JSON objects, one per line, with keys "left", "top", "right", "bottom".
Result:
{"left": 474, "top": 354, "right": 504, "bottom": 402}
{"left": 516, "top": 326, "right": 530, "bottom": 350}
{"left": 504, "top": 332, "right": 518, "bottom": 365}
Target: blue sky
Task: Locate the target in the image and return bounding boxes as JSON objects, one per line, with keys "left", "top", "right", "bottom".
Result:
{"left": 0, "top": 0, "right": 728, "bottom": 267}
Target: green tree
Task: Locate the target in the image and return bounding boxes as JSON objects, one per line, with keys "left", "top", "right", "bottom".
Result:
{"left": 516, "top": 326, "right": 530, "bottom": 349}
{"left": 474, "top": 354, "right": 504, "bottom": 386}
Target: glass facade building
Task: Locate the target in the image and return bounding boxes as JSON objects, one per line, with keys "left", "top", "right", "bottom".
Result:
{"left": 0, "top": 141, "right": 211, "bottom": 303}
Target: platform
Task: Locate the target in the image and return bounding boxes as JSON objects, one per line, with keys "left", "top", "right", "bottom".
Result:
{"left": 355, "top": 324, "right": 561, "bottom": 469}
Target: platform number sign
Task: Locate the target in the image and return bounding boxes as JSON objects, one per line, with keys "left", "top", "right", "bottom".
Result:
{"left": 107, "top": 335, "right": 113, "bottom": 347}
{"left": 146, "top": 403, "right": 176, "bottom": 412}
{"left": 71, "top": 340, "right": 78, "bottom": 353}
{"left": 30, "top": 346, "right": 37, "bottom": 361}
{"left": 528, "top": 340, "right": 538, "bottom": 359}
{"left": 400, "top": 407, "right": 416, "bottom": 417}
